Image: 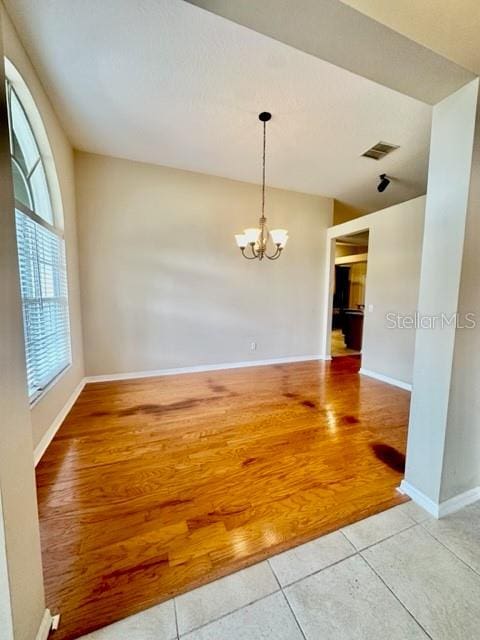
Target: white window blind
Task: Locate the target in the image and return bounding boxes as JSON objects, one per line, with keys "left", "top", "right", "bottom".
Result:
{"left": 15, "top": 209, "right": 71, "bottom": 398}
{"left": 6, "top": 79, "right": 72, "bottom": 400}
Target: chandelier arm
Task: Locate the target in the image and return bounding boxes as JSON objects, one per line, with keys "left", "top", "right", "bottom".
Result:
{"left": 250, "top": 243, "right": 260, "bottom": 258}
{"left": 241, "top": 245, "right": 260, "bottom": 260}
{"left": 265, "top": 247, "right": 283, "bottom": 260}
{"left": 266, "top": 243, "right": 280, "bottom": 257}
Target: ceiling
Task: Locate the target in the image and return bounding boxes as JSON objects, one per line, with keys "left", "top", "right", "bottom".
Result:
{"left": 336, "top": 231, "right": 369, "bottom": 246}
{"left": 188, "top": 0, "right": 474, "bottom": 104}
{"left": 6, "top": 0, "right": 433, "bottom": 212}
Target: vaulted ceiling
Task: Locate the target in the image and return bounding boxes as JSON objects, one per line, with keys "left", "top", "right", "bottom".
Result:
{"left": 6, "top": 0, "right": 434, "bottom": 211}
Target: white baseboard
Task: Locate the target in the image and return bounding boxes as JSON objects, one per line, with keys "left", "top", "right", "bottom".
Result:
{"left": 35, "top": 609, "right": 52, "bottom": 640}
{"left": 399, "top": 480, "right": 480, "bottom": 518}
{"left": 399, "top": 480, "right": 439, "bottom": 517}
{"left": 438, "top": 486, "right": 480, "bottom": 518}
{"left": 34, "top": 379, "right": 85, "bottom": 467}
{"left": 84, "top": 355, "right": 324, "bottom": 383}
{"left": 359, "top": 368, "right": 412, "bottom": 391}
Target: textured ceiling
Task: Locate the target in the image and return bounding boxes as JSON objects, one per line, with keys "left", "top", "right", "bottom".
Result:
{"left": 188, "top": 0, "right": 474, "bottom": 104}
{"left": 5, "top": 0, "right": 433, "bottom": 211}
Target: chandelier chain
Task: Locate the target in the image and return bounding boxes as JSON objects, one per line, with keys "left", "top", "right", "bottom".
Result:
{"left": 261, "top": 120, "right": 266, "bottom": 219}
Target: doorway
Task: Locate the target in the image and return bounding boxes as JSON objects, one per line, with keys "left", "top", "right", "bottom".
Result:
{"left": 330, "top": 231, "right": 369, "bottom": 357}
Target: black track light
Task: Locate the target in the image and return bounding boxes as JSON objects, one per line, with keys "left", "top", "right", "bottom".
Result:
{"left": 377, "top": 173, "right": 391, "bottom": 193}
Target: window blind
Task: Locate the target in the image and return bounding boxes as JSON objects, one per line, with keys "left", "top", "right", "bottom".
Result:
{"left": 15, "top": 209, "right": 71, "bottom": 398}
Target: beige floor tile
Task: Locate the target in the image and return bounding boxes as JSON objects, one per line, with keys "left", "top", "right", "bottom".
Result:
{"left": 269, "top": 530, "right": 355, "bottom": 586}
{"left": 175, "top": 561, "right": 278, "bottom": 635}
{"left": 181, "top": 592, "right": 303, "bottom": 640}
{"left": 396, "top": 500, "right": 432, "bottom": 523}
{"left": 78, "top": 601, "right": 176, "bottom": 640}
{"left": 363, "top": 525, "right": 480, "bottom": 640}
{"left": 423, "top": 501, "right": 480, "bottom": 573}
{"left": 342, "top": 505, "right": 415, "bottom": 550}
{"left": 285, "top": 554, "right": 427, "bottom": 639}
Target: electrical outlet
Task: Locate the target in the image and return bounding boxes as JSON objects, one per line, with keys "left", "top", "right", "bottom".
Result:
{"left": 250, "top": 341, "right": 257, "bottom": 351}
{"left": 368, "top": 304, "right": 374, "bottom": 313}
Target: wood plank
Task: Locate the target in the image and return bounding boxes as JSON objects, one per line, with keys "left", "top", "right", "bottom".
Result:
{"left": 36, "top": 356, "right": 409, "bottom": 639}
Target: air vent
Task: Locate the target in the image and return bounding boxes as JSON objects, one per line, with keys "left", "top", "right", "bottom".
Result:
{"left": 362, "top": 141, "right": 399, "bottom": 160}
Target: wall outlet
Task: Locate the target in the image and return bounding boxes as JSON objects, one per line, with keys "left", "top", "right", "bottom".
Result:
{"left": 250, "top": 341, "right": 257, "bottom": 351}
{"left": 368, "top": 304, "right": 374, "bottom": 313}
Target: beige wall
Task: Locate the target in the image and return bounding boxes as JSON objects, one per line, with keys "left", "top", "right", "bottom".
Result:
{"left": 75, "top": 151, "right": 333, "bottom": 376}
{"left": 405, "top": 82, "right": 479, "bottom": 504}
{"left": 2, "top": 6, "right": 84, "bottom": 448}
{"left": 0, "top": 10, "right": 45, "bottom": 639}
{"left": 443, "top": 99, "right": 480, "bottom": 500}
{"left": 442, "top": 99, "right": 480, "bottom": 500}
{"left": 333, "top": 200, "right": 367, "bottom": 225}
{"left": 361, "top": 198, "right": 425, "bottom": 383}
{"left": 324, "top": 196, "right": 426, "bottom": 385}
{"left": 340, "top": 0, "right": 480, "bottom": 76}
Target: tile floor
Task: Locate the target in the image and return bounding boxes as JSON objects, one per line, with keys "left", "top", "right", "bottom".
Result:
{"left": 79, "top": 500, "right": 480, "bottom": 640}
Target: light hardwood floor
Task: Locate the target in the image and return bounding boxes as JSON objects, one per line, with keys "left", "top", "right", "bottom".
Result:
{"left": 331, "top": 328, "right": 361, "bottom": 357}
{"left": 36, "top": 356, "right": 409, "bottom": 639}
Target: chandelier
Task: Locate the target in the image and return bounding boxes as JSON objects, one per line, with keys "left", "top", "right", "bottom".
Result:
{"left": 235, "top": 112, "right": 288, "bottom": 260}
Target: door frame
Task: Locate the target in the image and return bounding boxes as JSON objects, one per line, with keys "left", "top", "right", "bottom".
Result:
{"left": 320, "top": 225, "right": 370, "bottom": 359}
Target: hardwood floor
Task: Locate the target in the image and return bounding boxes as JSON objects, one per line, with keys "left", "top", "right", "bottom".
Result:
{"left": 331, "top": 328, "right": 361, "bottom": 357}
{"left": 36, "top": 356, "right": 410, "bottom": 639}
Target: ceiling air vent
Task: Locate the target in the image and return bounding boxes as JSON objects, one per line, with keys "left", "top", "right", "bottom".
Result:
{"left": 362, "top": 141, "right": 399, "bottom": 160}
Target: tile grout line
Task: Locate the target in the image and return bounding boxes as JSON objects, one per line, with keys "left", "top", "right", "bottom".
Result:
{"left": 280, "top": 590, "right": 308, "bottom": 640}
{"left": 175, "top": 521, "right": 476, "bottom": 640}
{"left": 275, "top": 520, "right": 418, "bottom": 591}
{"left": 419, "top": 521, "right": 480, "bottom": 580}
{"left": 276, "top": 521, "right": 429, "bottom": 639}
{"left": 172, "top": 511, "right": 423, "bottom": 637}
{"left": 268, "top": 559, "right": 307, "bottom": 640}
{"left": 268, "top": 558, "right": 283, "bottom": 591}
{"left": 277, "top": 550, "right": 358, "bottom": 589}
{"left": 360, "top": 551, "right": 434, "bottom": 640}
{"left": 338, "top": 529, "right": 355, "bottom": 546}
{"left": 173, "top": 597, "right": 180, "bottom": 639}
{"left": 178, "top": 545, "right": 363, "bottom": 638}
{"left": 83, "top": 520, "right": 429, "bottom": 640}
{"left": 176, "top": 584, "right": 282, "bottom": 636}
{"left": 343, "top": 520, "right": 418, "bottom": 554}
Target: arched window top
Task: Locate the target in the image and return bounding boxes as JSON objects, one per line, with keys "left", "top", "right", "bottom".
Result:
{"left": 5, "top": 57, "right": 64, "bottom": 230}
{"left": 8, "top": 82, "right": 54, "bottom": 224}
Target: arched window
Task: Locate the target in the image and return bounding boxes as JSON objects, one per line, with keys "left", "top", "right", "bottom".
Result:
{"left": 6, "top": 69, "right": 71, "bottom": 400}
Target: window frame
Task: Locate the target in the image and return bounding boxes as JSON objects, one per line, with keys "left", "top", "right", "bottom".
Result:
{"left": 6, "top": 75, "right": 72, "bottom": 404}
